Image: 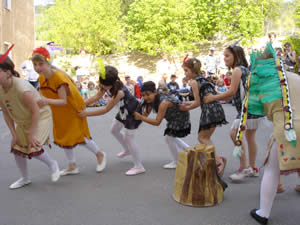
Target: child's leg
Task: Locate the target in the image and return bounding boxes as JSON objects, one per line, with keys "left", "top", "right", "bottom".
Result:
{"left": 165, "top": 136, "right": 179, "bottom": 162}
{"left": 63, "top": 149, "right": 77, "bottom": 170}
{"left": 198, "top": 127, "right": 220, "bottom": 161}
{"left": 14, "top": 155, "right": 29, "bottom": 180}
{"left": 174, "top": 137, "right": 189, "bottom": 150}
{"left": 83, "top": 137, "right": 105, "bottom": 167}
{"left": 34, "top": 149, "right": 57, "bottom": 173}
{"left": 245, "top": 129, "right": 258, "bottom": 169}
{"left": 10, "top": 155, "right": 31, "bottom": 189}
{"left": 111, "top": 119, "right": 130, "bottom": 156}
{"left": 256, "top": 140, "right": 280, "bottom": 218}
{"left": 34, "top": 149, "right": 60, "bottom": 182}
{"left": 123, "top": 129, "right": 143, "bottom": 169}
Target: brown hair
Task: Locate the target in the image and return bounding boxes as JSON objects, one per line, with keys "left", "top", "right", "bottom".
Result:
{"left": 225, "top": 46, "right": 248, "bottom": 69}
{"left": 268, "top": 32, "right": 276, "bottom": 38}
{"left": 0, "top": 55, "right": 20, "bottom": 77}
{"left": 182, "top": 58, "right": 201, "bottom": 74}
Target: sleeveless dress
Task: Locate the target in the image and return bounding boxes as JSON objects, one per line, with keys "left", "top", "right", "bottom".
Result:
{"left": 195, "top": 75, "right": 228, "bottom": 132}
{"left": 39, "top": 70, "right": 91, "bottom": 148}
{"left": 0, "top": 77, "right": 52, "bottom": 158}
{"left": 115, "top": 86, "right": 142, "bottom": 130}
{"left": 153, "top": 94, "right": 191, "bottom": 137}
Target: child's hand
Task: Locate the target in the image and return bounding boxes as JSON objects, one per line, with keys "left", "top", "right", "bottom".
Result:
{"left": 78, "top": 109, "right": 87, "bottom": 118}
{"left": 37, "top": 97, "right": 48, "bottom": 108}
{"left": 203, "top": 94, "right": 215, "bottom": 104}
{"left": 27, "top": 134, "right": 41, "bottom": 149}
{"left": 11, "top": 135, "right": 20, "bottom": 148}
{"left": 134, "top": 112, "right": 142, "bottom": 120}
{"left": 178, "top": 104, "right": 188, "bottom": 111}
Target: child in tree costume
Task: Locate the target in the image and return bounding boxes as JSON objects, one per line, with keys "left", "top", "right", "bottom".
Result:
{"left": 233, "top": 43, "right": 300, "bottom": 224}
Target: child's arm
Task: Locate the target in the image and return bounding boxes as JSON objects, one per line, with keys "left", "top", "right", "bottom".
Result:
{"left": 38, "top": 85, "right": 68, "bottom": 107}
{"left": 23, "top": 91, "right": 41, "bottom": 147}
{"left": 204, "top": 67, "right": 242, "bottom": 103}
{"left": 78, "top": 90, "right": 124, "bottom": 117}
{"left": 134, "top": 101, "right": 171, "bottom": 126}
{"left": 85, "top": 88, "right": 105, "bottom": 105}
{"left": 0, "top": 101, "right": 18, "bottom": 147}
{"left": 178, "top": 80, "right": 200, "bottom": 111}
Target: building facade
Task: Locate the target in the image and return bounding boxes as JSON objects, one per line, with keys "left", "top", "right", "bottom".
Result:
{"left": 0, "top": 0, "right": 35, "bottom": 71}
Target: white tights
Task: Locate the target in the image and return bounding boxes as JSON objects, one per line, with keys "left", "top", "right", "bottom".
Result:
{"left": 257, "top": 140, "right": 280, "bottom": 218}
{"left": 111, "top": 119, "right": 143, "bottom": 169}
{"left": 14, "top": 149, "right": 57, "bottom": 179}
{"left": 63, "top": 137, "right": 100, "bottom": 164}
{"left": 165, "top": 135, "right": 189, "bottom": 162}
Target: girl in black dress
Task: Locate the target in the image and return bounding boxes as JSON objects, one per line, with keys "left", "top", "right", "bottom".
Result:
{"left": 134, "top": 81, "right": 191, "bottom": 169}
{"left": 180, "top": 58, "right": 228, "bottom": 176}
{"left": 78, "top": 65, "right": 145, "bottom": 176}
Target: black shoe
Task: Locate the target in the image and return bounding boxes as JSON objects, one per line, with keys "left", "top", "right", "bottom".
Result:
{"left": 250, "top": 209, "right": 268, "bottom": 225}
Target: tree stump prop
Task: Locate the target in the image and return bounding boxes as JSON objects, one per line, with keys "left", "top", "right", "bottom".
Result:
{"left": 173, "top": 144, "right": 227, "bottom": 207}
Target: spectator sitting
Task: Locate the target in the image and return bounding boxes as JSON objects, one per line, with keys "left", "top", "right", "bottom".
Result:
{"left": 179, "top": 77, "right": 190, "bottom": 102}
{"left": 157, "top": 80, "right": 168, "bottom": 95}
{"left": 167, "top": 74, "right": 180, "bottom": 98}
{"left": 86, "top": 81, "right": 100, "bottom": 107}
{"left": 215, "top": 79, "right": 227, "bottom": 104}
{"left": 76, "top": 81, "right": 87, "bottom": 100}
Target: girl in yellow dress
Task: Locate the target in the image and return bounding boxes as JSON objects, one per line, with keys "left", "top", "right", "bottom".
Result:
{"left": 31, "top": 47, "right": 106, "bottom": 175}
{"left": 0, "top": 48, "right": 60, "bottom": 189}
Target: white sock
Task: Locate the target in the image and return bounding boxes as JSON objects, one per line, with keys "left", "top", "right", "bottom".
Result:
{"left": 64, "top": 149, "right": 76, "bottom": 164}
{"left": 14, "top": 155, "right": 29, "bottom": 180}
{"left": 124, "top": 129, "right": 143, "bottom": 169}
{"left": 34, "top": 150, "right": 57, "bottom": 173}
{"left": 174, "top": 137, "right": 189, "bottom": 150}
{"left": 257, "top": 140, "right": 280, "bottom": 218}
{"left": 84, "top": 137, "right": 100, "bottom": 155}
{"left": 165, "top": 136, "right": 179, "bottom": 162}
{"left": 110, "top": 119, "right": 130, "bottom": 154}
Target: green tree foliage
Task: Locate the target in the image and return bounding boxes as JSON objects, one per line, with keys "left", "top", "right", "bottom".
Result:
{"left": 296, "top": 0, "right": 300, "bottom": 29}
{"left": 221, "top": 0, "right": 264, "bottom": 43}
{"left": 126, "top": 0, "right": 199, "bottom": 55}
{"left": 36, "top": 0, "right": 124, "bottom": 55}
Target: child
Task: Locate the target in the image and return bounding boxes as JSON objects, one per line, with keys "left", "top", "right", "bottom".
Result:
{"left": 31, "top": 47, "right": 106, "bottom": 175}
{"left": 157, "top": 80, "right": 168, "bottom": 95}
{"left": 215, "top": 79, "right": 227, "bottom": 104}
{"left": 86, "top": 81, "right": 99, "bottom": 107}
{"left": 179, "top": 77, "right": 190, "bottom": 102}
{"left": 167, "top": 74, "right": 180, "bottom": 98}
{"left": 0, "top": 49, "right": 60, "bottom": 189}
{"left": 75, "top": 81, "right": 87, "bottom": 100}
{"left": 204, "top": 44, "right": 263, "bottom": 181}
{"left": 78, "top": 65, "right": 145, "bottom": 176}
{"left": 134, "top": 81, "right": 190, "bottom": 169}
{"left": 180, "top": 58, "right": 228, "bottom": 177}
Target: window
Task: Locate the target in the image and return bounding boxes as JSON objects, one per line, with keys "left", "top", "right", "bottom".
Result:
{"left": 4, "top": 0, "right": 11, "bottom": 10}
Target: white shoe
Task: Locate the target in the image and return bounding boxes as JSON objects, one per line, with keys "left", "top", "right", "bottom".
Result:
{"left": 9, "top": 178, "right": 31, "bottom": 189}
{"left": 51, "top": 161, "right": 60, "bottom": 182}
{"left": 229, "top": 168, "right": 251, "bottom": 181}
{"left": 60, "top": 167, "right": 80, "bottom": 176}
{"left": 163, "top": 161, "right": 177, "bottom": 169}
{"left": 96, "top": 152, "right": 107, "bottom": 173}
{"left": 117, "top": 151, "right": 130, "bottom": 158}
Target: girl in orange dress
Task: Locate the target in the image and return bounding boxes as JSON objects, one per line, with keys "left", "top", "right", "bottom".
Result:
{"left": 0, "top": 47, "right": 60, "bottom": 189}
{"left": 31, "top": 47, "right": 106, "bottom": 175}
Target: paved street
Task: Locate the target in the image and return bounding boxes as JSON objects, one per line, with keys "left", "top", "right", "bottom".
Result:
{"left": 0, "top": 104, "right": 299, "bottom": 225}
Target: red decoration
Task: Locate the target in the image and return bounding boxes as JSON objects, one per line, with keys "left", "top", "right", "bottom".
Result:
{"left": 283, "top": 158, "right": 288, "bottom": 162}
{"left": 280, "top": 144, "right": 283, "bottom": 149}
{"left": 32, "top": 47, "right": 50, "bottom": 61}
{"left": 0, "top": 44, "right": 14, "bottom": 63}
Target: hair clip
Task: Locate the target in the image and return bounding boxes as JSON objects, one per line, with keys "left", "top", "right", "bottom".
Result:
{"left": 229, "top": 39, "right": 242, "bottom": 48}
